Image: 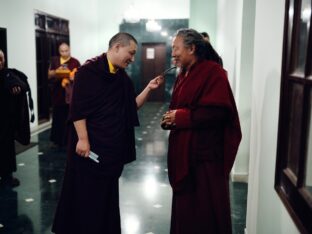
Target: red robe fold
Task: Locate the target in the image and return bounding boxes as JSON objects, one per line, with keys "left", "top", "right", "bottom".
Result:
{"left": 167, "top": 60, "right": 242, "bottom": 234}
{"left": 49, "top": 56, "right": 80, "bottom": 146}
{"left": 168, "top": 59, "right": 241, "bottom": 191}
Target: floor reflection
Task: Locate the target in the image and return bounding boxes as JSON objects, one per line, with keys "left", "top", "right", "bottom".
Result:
{"left": 0, "top": 102, "right": 247, "bottom": 234}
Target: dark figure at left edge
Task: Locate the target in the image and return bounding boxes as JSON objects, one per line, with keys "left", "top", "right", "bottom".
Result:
{"left": 0, "top": 49, "right": 34, "bottom": 187}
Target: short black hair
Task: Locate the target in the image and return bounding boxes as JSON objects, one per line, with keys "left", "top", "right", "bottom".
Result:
{"left": 109, "top": 32, "right": 137, "bottom": 49}
{"left": 58, "top": 42, "right": 69, "bottom": 48}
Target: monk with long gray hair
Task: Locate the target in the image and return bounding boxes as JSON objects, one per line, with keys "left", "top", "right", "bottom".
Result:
{"left": 161, "top": 28, "right": 242, "bottom": 234}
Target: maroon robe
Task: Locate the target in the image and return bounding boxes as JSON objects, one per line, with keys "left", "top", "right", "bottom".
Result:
{"left": 52, "top": 54, "right": 139, "bottom": 234}
{"left": 49, "top": 56, "right": 80, "bottom": 106}
{"left": 49, "top": 56, "right": 80, "bottom": 146}
{"left": 167, "top": 60, "right": 242, "bottom": 234}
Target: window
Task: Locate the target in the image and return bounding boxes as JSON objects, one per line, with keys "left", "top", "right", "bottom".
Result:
{"left": 275, "top": 0, "right": 312, "bottom": 233}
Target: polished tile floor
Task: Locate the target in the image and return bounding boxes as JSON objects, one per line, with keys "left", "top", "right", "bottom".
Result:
{"left": 0, "top": 103, "right": 247, "bottom": 234}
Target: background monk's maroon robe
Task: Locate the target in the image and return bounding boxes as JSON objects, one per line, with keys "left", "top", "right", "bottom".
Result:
{"left": 49, "top": 56, "right": 80, "bottom": 147}
{"left": 52, "top": 54, "right": 139, "bottom": 234}
{"left": 167, "top": 60, "right": 241, "bottom": 234}
{"left": 49, "top": 57, "right": 80, "bottom": 107}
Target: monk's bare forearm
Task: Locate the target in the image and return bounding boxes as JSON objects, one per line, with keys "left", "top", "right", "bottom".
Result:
{"left": 136, "top": 75, "right": 164, "bottom": 109}
{"left": 73, "top": 119, "right": 88, "bottom": 140}
{"left": 136, "top": 86, "right": 152, "bottom": 109}
{"left": 73, "top": 119, "right": 90, "bottom": 157}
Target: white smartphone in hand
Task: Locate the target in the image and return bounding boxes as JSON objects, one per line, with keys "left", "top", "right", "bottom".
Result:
{"left": 89, "top": 151, "right": 99, "bottom": 163}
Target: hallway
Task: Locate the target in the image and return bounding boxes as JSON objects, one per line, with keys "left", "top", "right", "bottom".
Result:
{"left": 0, "top": 103, "right": 247, "bottom": 234}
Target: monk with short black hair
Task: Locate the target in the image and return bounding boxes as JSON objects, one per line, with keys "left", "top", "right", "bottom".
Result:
{"left": 52, "top": 32, "right": 164, "bottom": 234}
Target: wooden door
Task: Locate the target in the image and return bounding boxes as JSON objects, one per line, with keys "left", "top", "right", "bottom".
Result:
{"left": 141, "top": 43, "right": 166, "bottom": 102}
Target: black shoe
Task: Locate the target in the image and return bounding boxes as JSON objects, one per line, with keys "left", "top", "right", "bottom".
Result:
{"left": 0, "top": 177, "right": 20, "bottom": 188}
{"left": 10, "top": 177, "right": 20, "bottom": 187}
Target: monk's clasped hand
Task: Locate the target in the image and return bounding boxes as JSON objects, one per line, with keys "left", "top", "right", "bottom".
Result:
{"left": 161, "top": 110, "right": 177, "bottom": 128}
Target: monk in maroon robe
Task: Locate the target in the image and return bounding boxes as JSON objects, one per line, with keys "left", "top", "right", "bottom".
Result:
{"left": 48, "top": 42, "right": 80, "bottom": 147}
{"left": 161, "top": 29, "right": 242, "bottom": 234}
{"left": 52, "top": 33, "right": 163, "bottom": 234}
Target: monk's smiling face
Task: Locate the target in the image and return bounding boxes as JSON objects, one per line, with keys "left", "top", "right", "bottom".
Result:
{"left": 171, "top": 36, "right": 196, "bottom": 70}
{"left": 114, "top": 40, "right": 137, "bottom": 69}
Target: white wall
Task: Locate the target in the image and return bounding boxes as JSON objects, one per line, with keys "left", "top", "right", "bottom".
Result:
{"left": 189, "top": 0, "right": 218, "bottom": 46}
{"left": 216, "top": 0, "right": 243, "bottom": 88}
{"left": 232, "top": 0, "right": 256, "bottom": 181}
{"left": 97, "top": 0, "right": 190, "bottom": 52}
{"left": 216, "top": 0, "right": 253, "bottom": 181}
{"left": 246, "top": 0, "right": 300, "bottom": 233}
{"left": 0, "top": 0, "right": 189, "bottom": 129}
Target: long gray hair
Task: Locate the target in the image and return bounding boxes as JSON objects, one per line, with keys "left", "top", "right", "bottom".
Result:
{"left": 174, "top": 28, "right": 207, "bottom": 59}
{"left": 175, "top": 28, "right": 223, "bottom": 66}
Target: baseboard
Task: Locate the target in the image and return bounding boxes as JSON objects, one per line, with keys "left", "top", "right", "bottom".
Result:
{"left": 231, "top": 173, "right": 248, "bottom": 183}
{"left": 30, "top": 121, "right": 51, "bottom": 136}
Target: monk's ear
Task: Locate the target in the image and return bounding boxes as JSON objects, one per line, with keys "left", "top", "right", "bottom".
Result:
{"left": 189, "top": 45, "right": 196, "bottom": 55}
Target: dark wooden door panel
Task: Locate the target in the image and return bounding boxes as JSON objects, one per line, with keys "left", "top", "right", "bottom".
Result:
{"left": 141, "top": 43, "right": 166, "bottom": 102}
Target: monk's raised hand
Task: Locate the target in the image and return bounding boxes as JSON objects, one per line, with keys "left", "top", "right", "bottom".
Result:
{"left": 148, "top": 75, "right": 164, "bottom": 90}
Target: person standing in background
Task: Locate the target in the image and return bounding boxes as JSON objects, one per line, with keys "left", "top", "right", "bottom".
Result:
{"left": 48, "top": 42, "right": 80, "bottom": 148}
{"left": 0, "top": 49, "right": 34, "bottom": 187}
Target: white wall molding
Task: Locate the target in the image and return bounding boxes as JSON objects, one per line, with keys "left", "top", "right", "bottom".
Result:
{"left": 231, "top": 173, "right": 248, "bottom": 183}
